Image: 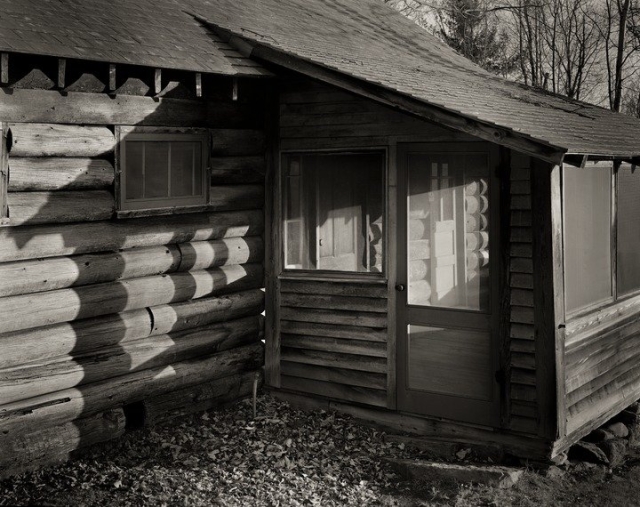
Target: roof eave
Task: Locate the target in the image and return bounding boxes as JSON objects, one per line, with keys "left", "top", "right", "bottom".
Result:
{"left": 210, "top": 24, "right": 566, "bottom": 165}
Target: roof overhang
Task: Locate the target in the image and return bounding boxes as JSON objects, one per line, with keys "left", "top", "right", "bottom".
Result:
{"left": 208, "top": 22, "right": 567, "bottom": 165}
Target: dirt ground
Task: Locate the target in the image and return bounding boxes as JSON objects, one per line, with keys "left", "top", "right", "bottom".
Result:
{"left": 1, "top": 395, "right": 640, "bottom": 506}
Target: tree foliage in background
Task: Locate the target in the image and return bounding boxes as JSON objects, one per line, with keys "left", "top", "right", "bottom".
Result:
{"left": 382, "top": 0, "right": 640, "bottom": 116}
{"left": 435, "top": 0, "right": 514, "bottom": 74}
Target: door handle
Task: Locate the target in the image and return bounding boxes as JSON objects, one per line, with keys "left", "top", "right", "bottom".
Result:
{"left": 395, "top": 284, "right": 405, "bottom": 292}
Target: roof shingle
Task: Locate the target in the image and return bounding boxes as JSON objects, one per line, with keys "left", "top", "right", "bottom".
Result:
{"left": 186, "top": 0, "right": 640, "bottom": 157}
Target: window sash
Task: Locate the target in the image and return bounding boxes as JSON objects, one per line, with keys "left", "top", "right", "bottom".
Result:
{"left": 281, "top": 150, "right": 386, "bottom": 276}
{"left": 120, "top": 132, "right": 208, "bottom": 212}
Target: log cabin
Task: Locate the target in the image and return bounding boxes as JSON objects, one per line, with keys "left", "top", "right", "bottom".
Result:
{"left": 2, "top": 0, "right": 640, "bottom": 474}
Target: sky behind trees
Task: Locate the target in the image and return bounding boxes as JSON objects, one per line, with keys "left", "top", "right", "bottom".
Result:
{"left": 383, "top": 0, "right": 640, "bottom": 116}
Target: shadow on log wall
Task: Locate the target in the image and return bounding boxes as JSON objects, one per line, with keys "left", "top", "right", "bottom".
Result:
{"left": 0, "top": 92, "right": 267, "bottom": 476}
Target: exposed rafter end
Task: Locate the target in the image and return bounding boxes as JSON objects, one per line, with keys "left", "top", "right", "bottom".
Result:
{"left": 232, "top": 77, "right": 238, "bottom": 101}
{"left": 1, "top": 53, "right": 8, "bottom": 85}
{"left": 195, "top": 72, "right": 202, "bottom": 98}
{"left": 57, "top": 58, "right": 66, "bottom": 89}
{"left": 154, "top": 68, "right": 162, "bottom": 95}
{"left": 108, "top": 64, "right": 117, "bottom": 93}
{"left": 562, "top": 154, "right": 588, "bottom": 168}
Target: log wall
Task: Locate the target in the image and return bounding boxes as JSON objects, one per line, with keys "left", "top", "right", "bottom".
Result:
{"left": 0, "top": 87, "right": 266, "bottom": 477}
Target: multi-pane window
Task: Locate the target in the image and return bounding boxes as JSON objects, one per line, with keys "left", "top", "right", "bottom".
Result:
{"left": 120, "top": 131, "right": 208, "bottom": 211}
{"left": 563, "top": 161, "right": 640, "bottom": 315}
{"left": 283, "top": 152, "right": 385, "bottom": 274}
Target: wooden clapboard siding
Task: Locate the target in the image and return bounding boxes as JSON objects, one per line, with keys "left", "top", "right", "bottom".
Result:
{"left": 279, "top": 79, "right": 476, "bottom": 150}
{"left": 507, "top": 151, "right": 538, "bottom": 435}
{"left": 0, "top": 86, "right": 267, "bottom": 477}
{"left": 278, "top": 278, "right": 389, "bottom": 407}
{"left": 564, "top": 294, "right": 640, "bottom": 440}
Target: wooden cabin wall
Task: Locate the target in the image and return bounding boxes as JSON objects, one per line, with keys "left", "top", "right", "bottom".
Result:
{"left": 275, "top": 78, "right": 495, "bottom": 413}
{"left": 564, "top": 267, "right": 640, "bottom": 444}
{"left": 0, "top": 81, "right": 267, "bottom": 476}
{"left": 507, "top": 151, "right": 538, "bottom": 436}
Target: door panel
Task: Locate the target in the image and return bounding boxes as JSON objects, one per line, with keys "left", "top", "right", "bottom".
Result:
{"left": 397, "top": 143, "right": 500, "bottom": 427}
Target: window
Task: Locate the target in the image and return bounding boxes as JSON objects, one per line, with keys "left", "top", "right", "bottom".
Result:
{"left": 119, "top": 129, "right": 208, "bottom": 211}
{"left": 563, "top": 161, "right": 640, "bottom": 316}
{"left": 563, "top": 163, "right": 612, "bottom": 313}
{"left": 617, "top": 164, "right": 640, "bottom": 296}
{"left": 283, "top": 151, "right": 385, "bottom": 273}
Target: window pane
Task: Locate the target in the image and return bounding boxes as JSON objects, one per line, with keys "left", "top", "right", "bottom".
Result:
{"left": 564, "top": 164, "right": 612, "bottom": 313}
{"left": 617, "top": 163, "right": 640, "bottom": 295}
{"left": 125, "top": 142, "right": 144, "bottom": 200}
{"left": 408, "top": 153, "right": 490, "bottom": 312}
{"left": 170, "top": 142, "right": 196, "bottom": 198}
{"left": 283, "top": 153, "right": 384, "bottom": 273}
{"left": 144, "top": 142, "right": 169, "bottom": 198}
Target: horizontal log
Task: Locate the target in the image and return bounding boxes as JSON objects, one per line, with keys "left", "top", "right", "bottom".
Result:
{"left": 0, "top": 315, "right": 262, "bottom": 405}
{"left": 281, "top": 334, "right": 387, "bottom": 358}
{"left": 8, "top": 158, "right": 114, "bottom": 192}
{"left": 281, "top": 361, "right": 386, "bottom": 390}
{"left": 0, "top": 408, "right": 125, "bottom": 479}
{"left": 178, "top": 236, "right": 263, "bottom": 273}
{"left": 0, "top": 245, "right": 180, "bottom": 297}
{"left": 0, "top": 343, "right": 264, "bottom": 439}
{"left": 7, "top": 190, "right": 115, "bottom": 226}
{"left": 280, "top": 376, "right": 387, "bottom": 407}
{"left": 280, "top": 307, "right": 387, "bottom": 328}
{"left": 0, "top": 264, "right": 263, "bottom": 334}
{"left": 210, "top": 130, "right": 265, "bottom": 157}
{"left": 280, "top": 320, "right": 387, "bottom": 342}
{"left": 0, "top": 88, "right": 262, "bottom": 128}
{"left": 0, "top": 210, "right": 263, "bottom": 262}
{"left": 510, "top": 227, "right": 532, "bottom": 243}
{"left": 0, "top": 236, "right": 263, "bottom": 298}
{"left": 0, "top": 289, "right": 264, "bottom": 370}
{"left": 281, "top": 347, "right": 387, "bottom": 373}
{"left": 150, "top": 289, "right": 265, "bottom": 335}
{"left": 210, "top": 156, "right": 265, "bottom": 184}
{"left": 280, "top": 279, "right": 387, "bottom": 298}
{"left": 144, "top": 370, "right": 263, "bottom": 426}
{"left": 408, "top": 240, "right": 431, "bottom": 261}
{"left": 209, "top": 184, "right": 264, "bottom": 211}
{"left": 10, "top": 124, "right": 115, "bottom": 158}
{"left": 280, "top": 293, "right": 387, "bottom": 313}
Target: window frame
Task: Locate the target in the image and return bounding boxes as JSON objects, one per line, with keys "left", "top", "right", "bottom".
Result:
{"left": 562, "top": 159, "right": 640, "bottom": 320}
{"left": 279, "top": 148, "right": 388, "bottom": 279}
{"left": 117, "top": 126, "right": 210, "bottom": 214}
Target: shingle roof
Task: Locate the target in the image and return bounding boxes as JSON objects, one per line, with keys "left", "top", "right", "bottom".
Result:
{"left": 184, "top": 0, "right": 640, "bottom": 158}
{"left": 0, "top": 0, "right": 269, "bottom": 76}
